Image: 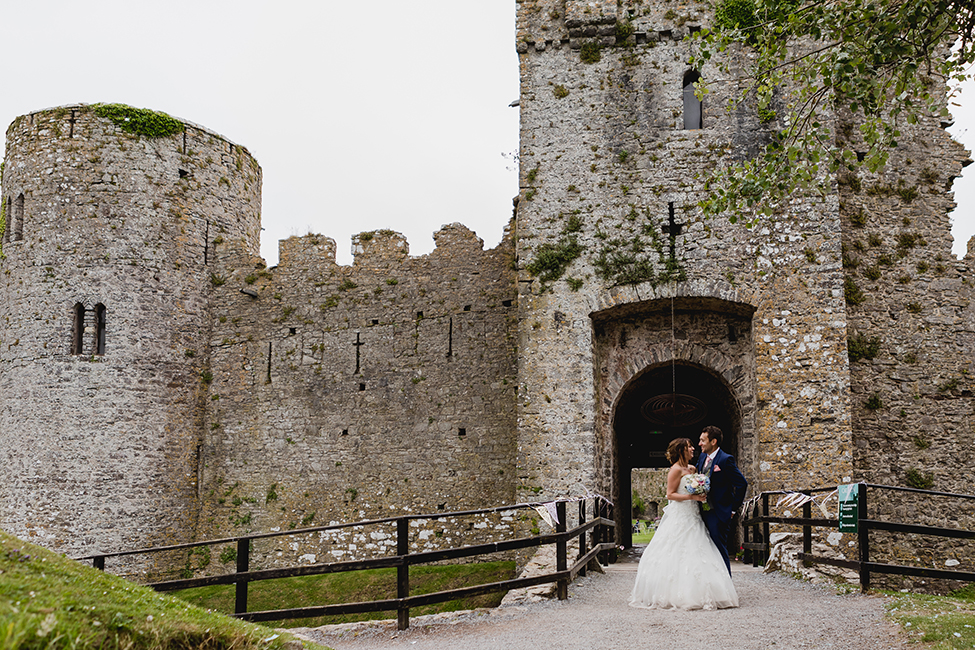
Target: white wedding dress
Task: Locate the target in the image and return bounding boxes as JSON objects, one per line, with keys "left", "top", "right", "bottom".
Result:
{"left": 629, "top": 474, "right": 739, "bottom": 610}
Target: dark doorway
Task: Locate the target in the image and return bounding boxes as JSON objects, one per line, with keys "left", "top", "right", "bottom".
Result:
{"left": 614, "top": 362, "right": 740, "bottom": 547}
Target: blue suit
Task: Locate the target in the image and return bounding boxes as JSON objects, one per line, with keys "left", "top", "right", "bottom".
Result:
{"left": 698, "top": 448, "right": 748, "bottom": 574}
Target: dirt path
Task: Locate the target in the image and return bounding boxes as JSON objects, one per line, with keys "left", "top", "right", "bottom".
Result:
{"left": 291, "top": 550, "right": 911, "bottom": 650}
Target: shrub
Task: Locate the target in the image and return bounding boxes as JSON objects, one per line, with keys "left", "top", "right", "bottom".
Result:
{"left": 906, "top": 468, "right": 934, "bottom": 490}
{"left": 580, "top": 41, "right": 601, "bottom": 63}
{"left": 848, "top": 333, "right": 880, "bottom": 362}
{"left": 844, "top": 277, "right": 866, "bottom": 305}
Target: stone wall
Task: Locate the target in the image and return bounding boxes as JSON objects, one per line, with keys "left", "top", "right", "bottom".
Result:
{"left": 839, "top": 109, "right": 974, "bottom": 494}
{"left": 837, "top": 105, "right": 975, "bottom": 584}
{"left": 0, "top": 105, "right": 261, "bottom": 561}
{"left": 193, "top": 224, "right": 520, "bottom": 566}
{"left": 631, "top": 468, "right": 667, "bottom": 520}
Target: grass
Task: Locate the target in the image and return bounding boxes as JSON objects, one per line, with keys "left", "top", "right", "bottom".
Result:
{"left": 173, "top": 561, "right": 516, "bottom": 628}
{"left": 884, "top": 584, "right": 975, "bottom": 648}
{"left": 0, "top": 529, "right": 324, "bottom": 650}
{"left": 631, "top": 520, "right": 656, "bottom": 545}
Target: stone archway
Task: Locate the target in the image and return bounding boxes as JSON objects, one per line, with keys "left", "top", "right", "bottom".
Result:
{"left": 614, "top": 362, "right": 742, "bottom": 547}
{"left": 591, "top": 297, "right": 757, "bottom": 548}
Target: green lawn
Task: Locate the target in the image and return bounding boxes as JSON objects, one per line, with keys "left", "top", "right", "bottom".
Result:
{"left": 172, "top": 561, "right": 516, "bottom": 628}
{"left": 632, "top": 520, "right": 656, "bottom": 545}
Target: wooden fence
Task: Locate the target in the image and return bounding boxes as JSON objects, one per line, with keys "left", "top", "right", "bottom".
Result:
{"left": 78, "top": 497, "right": 616, "bottom": 630}
{"left": 742, "top": 483, "right": 975, "bottom": 591}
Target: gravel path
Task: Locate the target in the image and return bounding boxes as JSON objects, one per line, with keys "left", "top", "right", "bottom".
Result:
{"left": 291, "top": 549, "right": 911, "bottom": 650}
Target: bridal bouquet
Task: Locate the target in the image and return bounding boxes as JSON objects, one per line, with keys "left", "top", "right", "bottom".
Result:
{"left": 684, "top": 473, "right": 710, "bottom": 496}
{"left": 684, "top": 473, "right": 711, "bottom": 511}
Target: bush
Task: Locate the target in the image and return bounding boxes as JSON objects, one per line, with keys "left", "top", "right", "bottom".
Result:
{"left": 580, "top": 41, "right": 601, "bottom": 63}
{"left": 848, "top": 333, "right": 880, "bottom": 362}
{"left": 906, "top": 468, "right": 934, "bottom": 490}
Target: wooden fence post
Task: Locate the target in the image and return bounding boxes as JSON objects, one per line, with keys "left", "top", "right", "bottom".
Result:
{"left": 802, "top": 492, "right": 812, "bottom": 567}
{"left": 556, "top": 501, "right": 568, "bottom": 600}
{"left": 578, "top": 499, "right": 587, "bottom": 577}
{"left": 858, "top": 483, "right": 870, "bottom": 592}
{"left": 751, "top": 499, "right": 762, "bottom": 567}
{"left": 762, "top": 493, "right": 770, "bottom": 566}
{"left": 397, "top": 517, "right": 410, "bottom": 630}
{"left": 235, "top": 537, "right": 250, "bottom": 615}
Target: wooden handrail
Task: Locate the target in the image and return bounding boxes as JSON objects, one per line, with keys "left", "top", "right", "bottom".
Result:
{"left": 74, "top": 499, "right": 606, "bottom": 562}
{"left": 746, "top": 484, "right": 974, "bottom": 593}
{"left": 76, "top": 496, "right": 615, "bottom": 631}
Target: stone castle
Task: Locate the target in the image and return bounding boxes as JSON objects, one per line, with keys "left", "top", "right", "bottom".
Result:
{"left": 2, "top": 0, "right": 973, "bottom": 565}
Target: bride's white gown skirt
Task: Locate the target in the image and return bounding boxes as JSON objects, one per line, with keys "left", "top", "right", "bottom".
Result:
{"left": 629, "top": 496, "right": 739, "bottom": 611}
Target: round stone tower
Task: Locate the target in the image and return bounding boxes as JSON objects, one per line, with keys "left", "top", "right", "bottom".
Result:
{"left": 0, "top": 104, "right": 262, "bottom": 558}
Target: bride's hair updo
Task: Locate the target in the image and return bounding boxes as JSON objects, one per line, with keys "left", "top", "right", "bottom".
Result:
{"left": 666, "top": 437, "right": 693, "bottom": 465}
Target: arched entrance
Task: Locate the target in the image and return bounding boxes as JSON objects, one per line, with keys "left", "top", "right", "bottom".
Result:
{"left": 614, "top": 362, "right": 741, "bottom": 547}
{"left": 590, "top": 296, "right": 757, "bottom": 550}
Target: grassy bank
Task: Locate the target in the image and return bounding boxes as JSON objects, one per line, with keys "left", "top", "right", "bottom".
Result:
{"left": 0, "top": 530, "right": 325, "bottom": 650}
{"left": 884, "top": 584, "right": 975, "bottom": 648}
{"left": 173, "top": 561, "right": 516, "bottom": 627}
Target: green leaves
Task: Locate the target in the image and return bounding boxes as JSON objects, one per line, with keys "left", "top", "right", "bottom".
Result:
{"left": 696, "top": 0, "right": 974, "bottom": 220}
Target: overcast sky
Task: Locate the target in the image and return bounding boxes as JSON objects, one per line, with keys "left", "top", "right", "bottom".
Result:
{"left": 1, "top": 1, "right": 972, "bottom": 266}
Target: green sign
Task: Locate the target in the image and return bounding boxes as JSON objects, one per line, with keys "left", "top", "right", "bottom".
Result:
{"left": 838, "top": 483, "right": 859, "bottom": 533}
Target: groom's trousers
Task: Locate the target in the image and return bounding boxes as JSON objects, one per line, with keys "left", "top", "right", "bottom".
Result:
{"left": 702, "top": 510, "right": 732, "bottom": 575}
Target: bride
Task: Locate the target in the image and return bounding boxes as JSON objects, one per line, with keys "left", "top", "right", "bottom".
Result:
{"left": 629, "top": 437, "right": 739, "bottom": 610}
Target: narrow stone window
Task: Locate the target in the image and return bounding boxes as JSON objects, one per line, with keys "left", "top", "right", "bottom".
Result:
{"left": 2, "top": 197, "right": 10, "bottom": 245}
{"left": 682, "top": 70, "right": 703, "bottom": 130}
{"left": 267, "top": 342, "right": 272, "bottom": 383}
{"left": 71, "top": 303, "right": 107, "bottom": 355}
{"left": 71, "top": 303, "right": 85, "bottom": 355}
{"left": 94, "top": 303, "right": 106, "bottom": 355}
{"left": 13, "top": 194, "right": 24, "bottom": 241}
{"left": 458, "top": 428, "right": 467, "bottom": 438}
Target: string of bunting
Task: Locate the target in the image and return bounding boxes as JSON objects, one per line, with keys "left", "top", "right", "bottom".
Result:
{"left": 741, "top": 490, "right": 838, "bottom": 520}
{"left": 776, "top": 489, "right": 838, "bottom": 519}
{"left": 525, "top": 492, "right": 613, "bottom": 528}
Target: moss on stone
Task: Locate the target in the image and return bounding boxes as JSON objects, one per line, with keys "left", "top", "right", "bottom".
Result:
{"left": 526, "top": 235, "right": 583, "bottom": 285}
{"left": 580, "top": 41, "right": 602, "bottom": 63}
{"left": 92, "top": 103, "right": 185, "bottom": 138}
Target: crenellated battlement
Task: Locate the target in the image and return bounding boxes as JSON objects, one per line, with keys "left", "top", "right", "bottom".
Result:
{"left": 517, "top": 0, "right": 706, "bottom": 52}
{"left": 276, "top": 222, "right": 495, "bottom": 272}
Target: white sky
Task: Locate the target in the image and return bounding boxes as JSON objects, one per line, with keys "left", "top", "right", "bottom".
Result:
{"left": 1, "top": 1, "right": 972, "bottom": 266}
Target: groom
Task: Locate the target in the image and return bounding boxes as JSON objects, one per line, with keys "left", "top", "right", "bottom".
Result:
{"left": 697, "top": 425, "right": 748, "bottom": 575}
